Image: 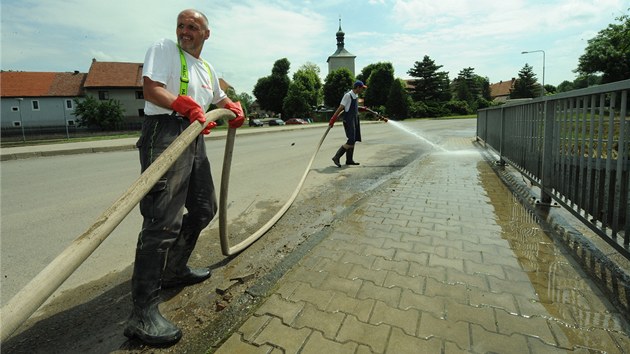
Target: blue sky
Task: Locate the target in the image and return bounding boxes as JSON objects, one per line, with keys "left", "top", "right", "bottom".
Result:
{"left": 1, "top": 0, "right": 627, "bottom": 96}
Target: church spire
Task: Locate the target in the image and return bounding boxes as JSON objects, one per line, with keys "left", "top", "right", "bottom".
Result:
{"left": 327, "top": 16, "right": 356, "bottom": 76}
{"left": 336, "top": 16, "right": 345, "bottom": 50}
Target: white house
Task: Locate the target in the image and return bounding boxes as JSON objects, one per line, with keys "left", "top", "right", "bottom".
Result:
{"left": 0, "top": 71, "right": 86, "bottom": 129}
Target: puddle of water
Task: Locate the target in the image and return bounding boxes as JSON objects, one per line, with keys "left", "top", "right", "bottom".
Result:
{"left": 386, "top": 120, "right": 448, "bottom": 152}
{"left": 478, "top": 161, "right": 630, "bottom": 351}
{"left": 435, "top": 149, "right": 480, "bottom": 157}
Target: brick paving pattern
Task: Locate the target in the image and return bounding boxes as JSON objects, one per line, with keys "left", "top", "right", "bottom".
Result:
{"left": 215, "top": 142, "right": 630, "bottom": 354}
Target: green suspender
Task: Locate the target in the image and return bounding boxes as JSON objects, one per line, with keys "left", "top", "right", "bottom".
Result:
{"left": 177, "top": 45, "right": 212, "bottom": 96}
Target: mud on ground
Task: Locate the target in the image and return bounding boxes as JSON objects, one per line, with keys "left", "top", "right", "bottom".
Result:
{"left": 2, "top": 148, "right": 422, "bottom": 354}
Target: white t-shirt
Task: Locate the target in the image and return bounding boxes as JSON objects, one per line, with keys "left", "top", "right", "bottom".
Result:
{"left": 339, "top": 90, "right": 357, "bottom": 112}
{"left": 142, "top": 38, "right": 226, "bottom": 115}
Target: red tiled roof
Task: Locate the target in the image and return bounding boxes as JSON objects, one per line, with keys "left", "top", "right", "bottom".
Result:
{"left": 83, "top": 60, "right": 233, "bottom": 92}
{"left": 83, "top": 60, "right": 143, "bottom": 88}
{"left": 0, "top": 71, "right": 86, "bottom": 97}
{"left": 490, "top": 78, "right": 515, "bottom": 98}
{"left": 1, "top": 62, "right": 234, "bottom": 98}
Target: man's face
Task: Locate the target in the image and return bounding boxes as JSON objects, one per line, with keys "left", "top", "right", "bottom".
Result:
{"left": 176, "top": 11, "right": 210, "bottom": 55}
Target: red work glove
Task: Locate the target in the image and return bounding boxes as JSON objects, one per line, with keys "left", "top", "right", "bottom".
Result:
{"left": 201, "top": 121, "right": 217, "bottom": 135}
{"left": 358, "top": 106, "right": 368, "bottom": 112}
{"left": 224, "top": 101, "right": 244, "bottom": 129}
{"left": 328, "top": 114, "right": 338, "bottom": 128}
{"left": 171, "top": 95, "right": 206, "bottom": 126}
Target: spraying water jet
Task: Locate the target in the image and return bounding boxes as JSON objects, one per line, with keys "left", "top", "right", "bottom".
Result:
{"left": 386, "top": 120, "right": 448, "bottom": 152}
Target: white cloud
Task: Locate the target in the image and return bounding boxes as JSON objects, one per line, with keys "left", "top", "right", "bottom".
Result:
{"left": 204, "top": 2, "right": 328, "bottom": 92}
{"left": 1, "top": 0, "right": 626, "bottom": 93}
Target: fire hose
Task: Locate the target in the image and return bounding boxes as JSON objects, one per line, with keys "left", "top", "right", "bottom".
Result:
{"left": 219, "top": 123, "right": 332, "bottom": 255}
{"left": 218, "top": 107, "right": 387, "bottom": 255}
{"left": 0, "top": 109, "right": 235, "bottom": 341}
{"left": 363, "top": 107, "right": 389, "bottom": 122}
{"left": 218, "top": 106, "right": 387, "bottom": 255}
{"left": 1, "top": 105, "right": 385, "bottom": 341}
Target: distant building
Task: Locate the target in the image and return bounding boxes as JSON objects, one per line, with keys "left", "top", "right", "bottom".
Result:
{"left": 83, "top": 59, "right": 145, "bottom": 125}
{"left": 84, "top": 60, "right": 233, "bottom": 119}
{"left": 489, "top": 78, "right": 516, "bottom": 102}
{"left": 327, "top": 19, "right": 356, "bottom": 76}
{"left": 0, "top": 71, "right": 86, "bottom": 128}
{"left": 1, "top": 59, "right": 235, "bottom": 129}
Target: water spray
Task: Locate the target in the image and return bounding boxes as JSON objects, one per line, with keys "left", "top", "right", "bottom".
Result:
{"left": 362, "top": 107, "right": 447, "bottom": 152}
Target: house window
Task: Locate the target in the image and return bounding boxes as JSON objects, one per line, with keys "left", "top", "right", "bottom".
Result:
{"left": 32, "top": 100, "right": 40, "bottom": 111}
{"left": 138, "top": 109, "right": 145, "bottom": 116}
{"left": 11, "top": 106, "right": 19, "bottom": 112}
{"left": 98, "top": 91, "right": 109, "bottom": 100}
{"left": 65, "top": 99, "right": 73, "bottom": 109}
{"left": 67, "top": 120, "right": 76, "bottom": 126}
{"left": 136, "top": 91, "right": 144, "bottom": 99}
{"left": 13, "top": 121, "right": 21, "bottom": 127}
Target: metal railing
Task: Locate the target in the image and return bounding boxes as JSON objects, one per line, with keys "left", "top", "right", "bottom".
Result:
{"left": 477, "top": 79, "right": 630, "bottom": 260}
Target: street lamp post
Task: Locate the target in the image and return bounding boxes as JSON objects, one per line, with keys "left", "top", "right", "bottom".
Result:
{"left": 521, "top": 50, "right": 545, "bottom": 97}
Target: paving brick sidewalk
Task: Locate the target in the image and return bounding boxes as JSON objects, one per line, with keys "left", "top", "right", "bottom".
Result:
{"left": 214, "top": 141, "right": 630, "bottom": 354}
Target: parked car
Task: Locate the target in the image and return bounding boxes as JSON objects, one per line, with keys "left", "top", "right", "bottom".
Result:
{"left": 268, "top": 119, "right": 285, "bottom": 126}
{"left": 286, "top": 118, "right": 309, "bottom": 125}
{"left": 249, "top": 119, "right": 264, "bottom": 127}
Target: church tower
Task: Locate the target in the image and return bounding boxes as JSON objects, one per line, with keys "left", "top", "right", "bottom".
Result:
{"left": 327, "top": 18, "right": 356, "bottom": 76}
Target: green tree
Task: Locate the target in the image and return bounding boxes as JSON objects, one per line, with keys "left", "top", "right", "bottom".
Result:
{"left": 480, "top": 77, "right": 492, "bottom": 101}
{"left": 557, "top": 80, "right": 575, "bottom": 93}
{"left": 576, "top": 12, "right": 630, "bottom": 83}
{"left": 556, "top": 75, "right": 602, "bottom": 93}
{"left": 253, "top": 58, "right": 291, "bottom": 115}
{"left": 385, "top": 78, "right": 410, "bottom": 120}
{"left": 510, "top": 64, "right": 539, "bottom": 99}
{"left": 272, "top": 57, "right": 290, "bottom": 76}
{"left": 356, "top": 63, "right": 379, "bottom": 85}
{"left": 444, "top": 100, "right": 471, "bottom": 115}
{"left": 224, "top": 86, "right": 239, "bottom": 102}
{"left": 73, "top": 96, "right": 124, "bottom": 130}
{"left": 283, "top": 80, "right": 311, "bottom": 118}
{"left": 543, "top": 84, "right": 557, "bottom": 95}
{"left": 452, "top": 67, "right": 478, "bottom": 104}
{"left": 451, "top": 68, "right": 491, "bottom": 112}
{"left": 299, "top": 62, "right": 323, "bottom": 106}
{"left": 323, "top": 68, "right": 353, "bottom": 108}
{"left": 237, "top": 92, "right": 254, "bottom": 113}
{"left": 283, "top": 64, "right": 322, "bottom": 118}
{"left": 295, "top": 64, "right": 322, "bottom": 108}
{"left": 407, "top": 55, "right": 451, "bottom": 103}
{"left": 574, "top": 74, "right": 602, "bottom": 89}
{"left": 364, "top": 62, "right": 395, "bottom": 108}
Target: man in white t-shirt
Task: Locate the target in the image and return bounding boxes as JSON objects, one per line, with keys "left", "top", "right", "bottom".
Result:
{"left": 125, "top": 9, "right": 244, "bottom": 346}
{"left": 329, "top": 80, "right": 368, "bottom": 167}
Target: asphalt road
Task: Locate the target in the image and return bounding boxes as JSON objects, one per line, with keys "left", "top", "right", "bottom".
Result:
{"left": 0, "top": 119, "right": 474, "bottom": 306}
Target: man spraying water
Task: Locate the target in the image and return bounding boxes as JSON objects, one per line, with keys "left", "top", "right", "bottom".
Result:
{"left": 328, "top": 80, "right": 369, "bottom": 167}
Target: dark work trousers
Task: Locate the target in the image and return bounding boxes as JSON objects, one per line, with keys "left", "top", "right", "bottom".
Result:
{"left": 343, "top": 94, "right": 362, "bottom": 145}
{"left": 135, "top": 114, "right": 218, "bottom": 253}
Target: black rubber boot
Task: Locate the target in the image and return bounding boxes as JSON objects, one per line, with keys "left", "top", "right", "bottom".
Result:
{"left": 346, "top": 148, "right": 360, "bottom": 165}
{"left": 162, "top": 225, "right": 211, "bottom": 288}
{"left": 332, "top": 146, "right": 347, "bottom": 167}
{"left": 124, "top": 250, "right": 182, "bottom": 346}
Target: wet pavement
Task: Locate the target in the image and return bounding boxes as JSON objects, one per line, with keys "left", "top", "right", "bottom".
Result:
{"left": 213, "top": 137, "right": 630, "bottom": 353}
{"left": 2, "top": 126, "right": 629, "bottom": 353}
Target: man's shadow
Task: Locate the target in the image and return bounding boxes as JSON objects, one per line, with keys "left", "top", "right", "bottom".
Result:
{"left": 2, "top": 257, "right": 233, "bottom": 354}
